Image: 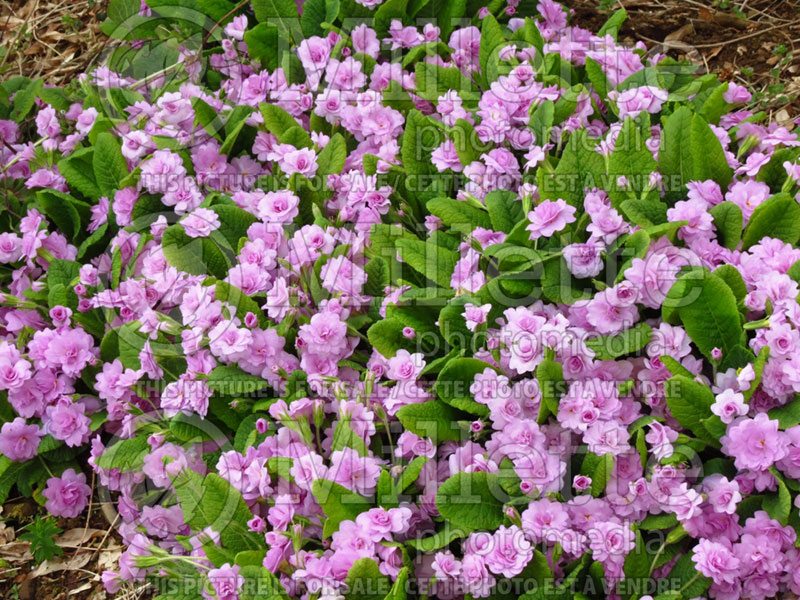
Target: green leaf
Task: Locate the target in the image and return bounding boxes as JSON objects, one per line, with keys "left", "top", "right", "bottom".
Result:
{"left": 740, "top": 348, "right": 768, "bottom": 402}
{"left": 231, "top": 415, "right": 261, "bottom": 453}
{"left": 397, "top": 456, "right": 428, "bottom": 492}
{"left": 529, "top": 99, "right": 554, "bottom": 146}
{"left": 536, "top": 357, "right": 564, "bottom": 421}
{"left": 591, "top": 453, "right": 613, "bottom": 497}
{"left": 395, "top": 238, "right": 458, "bottom": 288}
{"left": 494, "top": 549, "right": 552, "bottom": 600}
{"left": 668, "top": 552, "right": 712, "bottom": 599}
{"left": 540, "top": 129, "right": 606, "bottom": 208}
{"left": 420, "top": 348, "right": 460, "bottom": 377}
{"left": 301, "top": 0, "right": 339, "bottom": 37}
{"left": 446, "top": 117, "right": 483, "bottom": 167}
{"left": 238, "top": 565, "right": 291, "bottom": 600}
{"left": 96, "top": 435, "right": 150, "bottom": 471}
{"left": 713, "top": 263, "right": 747, "bottom": 302}
{"left": 757, "top": 147, "right": 798, "bottom": 192}
{"left": 244, "top": 23, "right": 279, "bottom": 69}
{"left": 660, "top": 107, "right": 694, "bottom": 201}
{"left": 260, "top": 103, "right": 311, "bottom": 147}
{"left": 19, "top": 516, "right": 63, "bottom": 564}
{"left": 383, "top": 80, "right": 416, "bottom": 113}
{"left": 435, "top": 357, "right": 492, "bottom": 416}
{"left": 207, "top": 365, "right": 270, "bottom": 397}
{"left": 485, "top": 189, "right": 524, "bottom": 234}
{"left": 479, "top": 15, "right": 505, "bottom": 87}
{"left": 764, "top": 468, "right": 792, "bottom": 525}
{"left": 10, "top": 78, "right": 43, "bottom": 122}
{"left": 401, "top": 109, "right": 442, "bottom": 176}
{"left": 664, "top": 375, "right": 717, "bottom": 444}
{"left": 620, "top": 199, "right": 668, "bottom": 227}
{"left": 607, "top": 118, "right": 658, "bottom": 208}
{"left": 234, "top": 551, "right": 267, "bottom": 570}
{"left": 435, "top": 471, "right": 505, "bottom": 531}
{"left": 585, "top": 323, "right": 652, "bottom": 360}
{"left": 664, "top": 268, "right": 744, "bottom": 361}
{"left": 483, "top": 243, "right": 543, "bottom": 275}
{"left": 639, "top": 513, "right": 679, "bottom": 530}
{"left": 406, "top": 524, "right": 472, "bottom": 551}
{"left": 629, "top": 414, "right": 661, "bottom": 433}
{"left": 171, "top": 413, "right": 218, "bottom": 443}
{"left": 438, "top": 295, "right": 477, "bottom": 347}
{"left": 597, "top": 7, "right": 627, "bottom": 38}
{"left": 284, "top": 126, "right": 315, "bottom": 152}
{"left": 364, "top": 257, "right": 390, "bottom": 297}
{"left": 617, "top": 65, "right": 665, "bottom": 91}
{"left": 212, "top": 279, "right": 269, "bottom": 327}
{"left": 414, "top": 64, "right": 475, "bottom": 107}
{"left": 216, "top": 548, "right": 255, "bottom": 572}
{"left": 58, "top": 151, "right": 101, "bottom": 199}
{"left": 366, "top": 318, "right": 415, "bottom": 359}
{"left": 621, "top": 229, "right": 650, "bottom": 265}
{"left": 699, "top": 82, "right": 731, "bottom": 125}
{"left": 77, "top": 222, "right": 112, "bottom": 260}
{"left": 709, "top": 201, "right": 743, "bottom": 250}
{"left": 691, "top": 112, "right": 734, "bottom": 190}
{"left": 196, "top": 0, "right": 242, "bottom": 21}
{"left": 553, "top": 84, "right": 585, "bottom": 126}
{"left": 701, "top": 414, "right": 727, "bottom": 440}
{"left": 0, "top": 458, "right": 23, "bottom": 504}
{"left": 384, "top": 566, "right": 409, "bottom": 600}
{"left": 316, "top": 133, "right": 347, "bottom": 178}
{"left": 427, "top": 197, "right": 492, "bottom": 235}
{"left": 788, "top": 260, "right": 800, "bottom": 287}
{"left": 622, "top": 529, "right": 649, "bottom": 592}
{"left": 312, "top": 479, "right": 371, "bottom": 538}
{"left": 192, "top": 97, "right": 224, "bottom": 141}
{"left": 252, "top": 0, "right": 301, "bottom": 39}
{"left": 584, "top": 58, "right": 610, "bottom": 103}
{"left": 396, "top": 400, "right": 467, "bottom": 443}
{"left": 718, "top": 343, "right": 754, "bottom": 372}
{"left": 94, "top": 131, "right": 129, "bottom": 196}
{"left": 374, "top": 0, "right": 408, "bottom": 39}
{"left": 769, "top": 395, "right": 800, "bottom": 429}
{"left": 435, "top": 0, "right": 466, "bottom": 40}
{"left": 741, "top": 192, "right": 800, "bottom": 249}
{"left": 212, "top": 203, "right": 258, "bottom": 249}
{"left": 331, "top": 417, "right": 369, "bottom": 456}
{"left": 37, "top": 190, "right": 85, "bottom": 240}
{"left": 161, "top": 223, "right": 230, "bottom": 279}
{"left": 115, "top": 320, "right": 149, "bottom": 369}
{"left": 266, "top": 457, "right": 296, "bottom": 483}
{"left": 173, "top": 471, "right": 263, "bottom": 553}
{"left": 345, "top": 558, "right": 391, "bottom": 600}
{"left": 376, "top": 469, "right": 395, "bottom": 507}
{"left": 511, "top": 17, "right": 544, "bottom": 54}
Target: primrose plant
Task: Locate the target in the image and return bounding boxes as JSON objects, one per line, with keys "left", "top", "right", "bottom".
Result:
{"left": 1, "top": 1, "right": 800, "bottom": 600}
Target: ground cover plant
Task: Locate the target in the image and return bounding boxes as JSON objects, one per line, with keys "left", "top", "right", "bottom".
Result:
{"left": 2, "top": 0, "right": 800, "bottom": 599}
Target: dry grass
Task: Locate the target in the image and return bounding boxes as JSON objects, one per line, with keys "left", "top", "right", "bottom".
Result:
{"left": 0, "top": 0, "right": 109, "bottom": 84}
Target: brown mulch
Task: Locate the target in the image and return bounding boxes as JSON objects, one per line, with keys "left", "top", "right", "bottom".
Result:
{"left": 0, "top": 494, "right": 137, "bottom": 600}
{"left": 2, "top": 0, "right": 800, "bottom": 118}
{"left": 567, "top": 0, "right": 800, "bottom": 122}
{"left": 0, "top": 0, "right": 109, "bottom": 85}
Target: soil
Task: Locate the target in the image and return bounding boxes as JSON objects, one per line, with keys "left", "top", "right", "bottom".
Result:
{"left": 566, "top": 0, "right": 800, "bottom": 121}
{"left": 0, "top": 0, "right": 109, "bottom": 86}
{"left": 0, "top": 491, "right": 136, "bottom": 600}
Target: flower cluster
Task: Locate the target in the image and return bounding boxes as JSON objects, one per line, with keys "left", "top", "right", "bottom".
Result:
{"left": 2, "top": 0, "right": 800, "bottom": 599}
